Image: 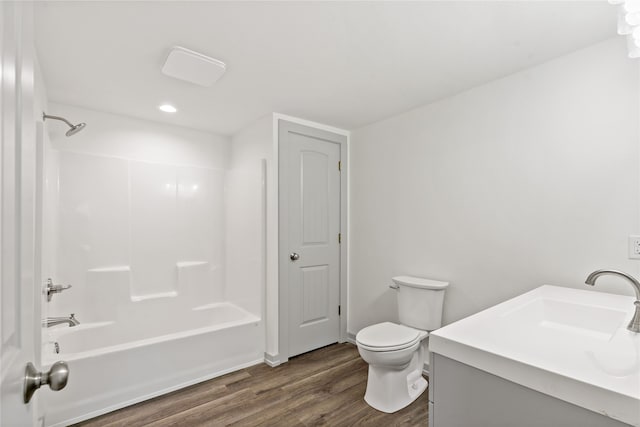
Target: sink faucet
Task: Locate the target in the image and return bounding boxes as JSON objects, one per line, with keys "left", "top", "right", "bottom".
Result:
{"left": 43, "top": 313, "right": 80, "bottom": 328}
{"left": 585, "top": 270, "right": 640, "bottom": 333}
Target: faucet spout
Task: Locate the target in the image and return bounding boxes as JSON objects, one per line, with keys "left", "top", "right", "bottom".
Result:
{"left": 585, "top": 270, "right": 640, "bottom": 333}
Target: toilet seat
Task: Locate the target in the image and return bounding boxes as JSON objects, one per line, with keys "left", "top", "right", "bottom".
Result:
{"left": 356, "top": 322, "right": 425, "bottom": 352}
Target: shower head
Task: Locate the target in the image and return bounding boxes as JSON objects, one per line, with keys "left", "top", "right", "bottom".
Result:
{"left": 65, "top": 122, "right": 86, "bottom": 136}
{"left": 43, "top": 113, "right": 86, "bottom": 137}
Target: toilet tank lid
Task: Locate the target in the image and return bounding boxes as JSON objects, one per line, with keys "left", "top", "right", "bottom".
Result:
{"left": 392, "top": 276, "right": 449, "bottom": 290}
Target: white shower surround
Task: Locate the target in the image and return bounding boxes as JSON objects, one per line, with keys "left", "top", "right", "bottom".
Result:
{"left": 40, "top": 104, "right": 266, "bottom": 426}
{"left": 47, "top": 150, "right": 233, "bottom": 311}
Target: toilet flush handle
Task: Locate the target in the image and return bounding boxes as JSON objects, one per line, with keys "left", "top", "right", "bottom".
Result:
{"left": 389, "top": 283, "right": 399, "bottom": 290}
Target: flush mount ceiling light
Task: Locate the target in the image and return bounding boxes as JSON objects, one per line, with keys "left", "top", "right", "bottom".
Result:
{"left": 610, "top": 0, "right": 640, "bottom": 58}
{"left": 158, "top": 104, "right": 177, "bottom": 113}
{"left": 161, "top": 46, "right": 226, "bottom": 87}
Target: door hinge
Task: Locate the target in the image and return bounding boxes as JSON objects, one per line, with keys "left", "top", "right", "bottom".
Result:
{"left": 338, "top": 161, "right": 341, "bottom": 171}
{"left": 338, "top": 233, "right": 341, "bottom": 244}
{"left": 338, "top": 305, "right": 341, "bottom": 316}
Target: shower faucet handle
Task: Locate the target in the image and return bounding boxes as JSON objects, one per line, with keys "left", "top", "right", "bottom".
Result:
{"left": 45, "top": 278, "right": 73, "bottom": 302}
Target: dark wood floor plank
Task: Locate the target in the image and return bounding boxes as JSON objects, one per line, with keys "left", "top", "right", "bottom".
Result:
{"left": 280, "top": 357, "right": 363, "bottom": 395}
{"left": 75, "top": 343, "right": 429, "bottom": 427}
{"left": 143, "top": 388, "right": 256, "bottom": 427}
{"left": 202, "top": 386, "right": 300, "bottom": 426}
{"left": 348, "top": 395, "right": 429, "bottom": 427}
{"left": 227, "top": 345, "right": 358, "bottom": 396}
{"left": 296, "top": 380, "right": 368, "bottom": 425}
{"left": 224, "top": 389, "right": 321, "bottom": 427}
{"left": 76, "top": 371, "right": 251, "bottom": 427}
{"left": 107, "top": 384, "right": 229, "bottom": 427}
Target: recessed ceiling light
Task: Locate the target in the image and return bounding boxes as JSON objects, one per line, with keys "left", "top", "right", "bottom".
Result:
{"left": 159, "top": 104, "right": 177, "bottom": 113}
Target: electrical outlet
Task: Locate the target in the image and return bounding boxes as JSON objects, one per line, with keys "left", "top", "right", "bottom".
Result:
{"left": 629, "top": 235, "right": 640, "bottom": 259}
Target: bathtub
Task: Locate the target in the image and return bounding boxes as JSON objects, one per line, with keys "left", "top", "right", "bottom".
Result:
{"left": 41, "top": 302, "right": 263, "bottom": 426}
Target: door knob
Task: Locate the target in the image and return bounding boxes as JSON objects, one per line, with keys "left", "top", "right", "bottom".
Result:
{"left": 23, "top": 361, "right": 69, "bottom": 403}
{"left": 290, "top": 252, "right": 300, "bottom": 261}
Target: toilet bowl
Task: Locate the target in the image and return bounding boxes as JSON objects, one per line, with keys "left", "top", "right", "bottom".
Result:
{"left": 356, "top": 276, "right": 448, "bottom": 413}
{"left": 356, "top": 322, "right": 428, "bottom": 413}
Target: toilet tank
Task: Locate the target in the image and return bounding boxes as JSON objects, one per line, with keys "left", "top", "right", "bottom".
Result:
{"left": 392, "top": 276, "right": 449, "bottom": 331}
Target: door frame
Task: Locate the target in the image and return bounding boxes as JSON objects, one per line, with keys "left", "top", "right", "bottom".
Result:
{"left": 277, "top": 117, "right": 349, "bottom": 363}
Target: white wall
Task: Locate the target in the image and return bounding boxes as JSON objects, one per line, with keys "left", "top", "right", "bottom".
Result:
{"left": 349, "top": 37, "right": 640, "bottom": 334}
{"left": 225, "top": 168, "right": 263, "bottom": 315}
{"left": 229, "top": 115, "right": 278, "bottom": 355}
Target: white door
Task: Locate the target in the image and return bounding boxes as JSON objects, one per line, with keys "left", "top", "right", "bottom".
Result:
{"left": 280, "top": 121, "right": 343, "bottom": 357}
{"left": 1, "top": 3, "right": 39, "bottom": 426}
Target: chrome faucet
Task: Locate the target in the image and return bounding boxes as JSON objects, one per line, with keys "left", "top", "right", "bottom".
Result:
{"left": 43, "top": 313, "right": 80, "bottom": 328}
{"left": 585, "top": 270, "right": 640, "bottom": 333}
{"left": 44, "top": 278, "right": 72, "bottom": 302}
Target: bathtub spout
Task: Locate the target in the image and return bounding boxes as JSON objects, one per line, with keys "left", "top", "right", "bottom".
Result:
{"left": 43, "top": 313, "right": 80, "bottom": 328}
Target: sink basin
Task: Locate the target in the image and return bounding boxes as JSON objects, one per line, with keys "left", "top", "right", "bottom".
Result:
{"left": 502, "top": 297, "right": 627, "bottom": 340}
{"left": 430, "top": 285, "right": 640, "bottom": 426}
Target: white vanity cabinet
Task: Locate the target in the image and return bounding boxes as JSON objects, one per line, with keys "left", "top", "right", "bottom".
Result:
{"left": 428, "top": 353, "right": 632, "bottom": 427}
{"left": 428, "top": 285, "right": 640, "bottom": 427}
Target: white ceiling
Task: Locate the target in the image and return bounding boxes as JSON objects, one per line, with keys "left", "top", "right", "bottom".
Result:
{"left": 35, "top": 1, "right": 616, "bottom": 136}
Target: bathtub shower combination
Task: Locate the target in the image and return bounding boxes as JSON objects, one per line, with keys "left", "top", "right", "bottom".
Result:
{"left": 40, "top": 147, "right": 266, "bottom": 426}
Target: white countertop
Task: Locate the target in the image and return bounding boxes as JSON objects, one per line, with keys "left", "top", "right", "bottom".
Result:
{"left": 430, "top": 285, "right": 640, "bottom": 426}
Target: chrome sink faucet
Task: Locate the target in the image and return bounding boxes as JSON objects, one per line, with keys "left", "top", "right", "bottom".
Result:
{"left": 43, "top": 313, "right": 80, "bottom": 328}
{"left": 585, "top": 270, "right": 640, "bottom": 333}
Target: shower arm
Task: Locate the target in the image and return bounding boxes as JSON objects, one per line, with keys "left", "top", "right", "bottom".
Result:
{"left": 43, "top": 113, "right": 74, "bottom": 128}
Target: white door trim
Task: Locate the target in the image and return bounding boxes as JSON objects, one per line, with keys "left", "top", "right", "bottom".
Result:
{"left": 276, "top": 117, "right": 349, "bottom": 363}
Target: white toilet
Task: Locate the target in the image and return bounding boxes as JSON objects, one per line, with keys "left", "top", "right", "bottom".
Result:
{"left": 356, "top": 275, "right": 449, "bottom": 413}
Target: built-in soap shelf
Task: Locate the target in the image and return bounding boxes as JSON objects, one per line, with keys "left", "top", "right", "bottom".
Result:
{"left": 87, "top": 265, "right": 131, "bottom": 273}
{"left": 82, "top": 262, "right": 221, "bottom": 320}
{"left": 176, "top": 261, "right": 209, "bottom": 268}
{"left": 192, "top": 301, "right": 227, "bottom": 311}
{"left": 130, "top": 291, "right": 178, "bottom": 302}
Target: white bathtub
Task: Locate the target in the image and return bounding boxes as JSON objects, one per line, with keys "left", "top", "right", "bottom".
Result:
{"left": 41, "top": 302, "right": 263, "bottom": 426}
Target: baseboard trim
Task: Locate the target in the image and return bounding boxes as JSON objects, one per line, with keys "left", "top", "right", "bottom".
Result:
{"left": 264, "top": 352, "right": 281, "bottom": 367}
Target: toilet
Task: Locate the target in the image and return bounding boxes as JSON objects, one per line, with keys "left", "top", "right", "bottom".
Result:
{"left": 356, "top": 275, "right": 449, "bottom": 413}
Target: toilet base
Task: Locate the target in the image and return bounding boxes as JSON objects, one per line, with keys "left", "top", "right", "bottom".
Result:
{"left": 363, "top": 349, "right": 428, "bottom": 413}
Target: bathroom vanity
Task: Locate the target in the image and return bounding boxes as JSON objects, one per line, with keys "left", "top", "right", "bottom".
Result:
{"left": 429, "top": 285, "right": 640, "bottom": 427}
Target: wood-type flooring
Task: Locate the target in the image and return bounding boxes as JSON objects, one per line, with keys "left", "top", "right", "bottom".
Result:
{"left": 75, "top": 343, "right": 428, "bottom": 427}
